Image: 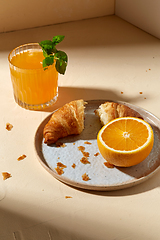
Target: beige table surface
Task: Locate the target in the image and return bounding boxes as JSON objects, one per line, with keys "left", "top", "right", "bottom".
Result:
{"left": 0, "top": 15, "right": 160, "bottom": 240}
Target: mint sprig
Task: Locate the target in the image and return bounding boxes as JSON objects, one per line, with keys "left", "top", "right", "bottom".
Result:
{"left": 39, "top": 35, "right": 68, "bottom": 75}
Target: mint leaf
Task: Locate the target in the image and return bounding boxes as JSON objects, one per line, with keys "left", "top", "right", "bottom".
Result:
{"left": 42, "top": 60, "right": 48, "bottom": 70}
{"left": 39, "top": 40, "right": 54, "bottom": 55}
{"left": 55, "top": 51, "right": 68, "bottom": 63}
{"left": 52, "top": 35, "right": 65, "bottom": 45}
{"left": 55, "top": 59, "right": 66, "bottom": 75}
{"left": 44, "top": 56, "right": 54, "bottom": 66}
{"left": 42, "top": 50, "right": 48, "bottom": 58}
{"left": 39, "top": 35, "right": 67, "bottom": 75}
{"left": 39, "top": 40, "right": 52, "bottom": 46}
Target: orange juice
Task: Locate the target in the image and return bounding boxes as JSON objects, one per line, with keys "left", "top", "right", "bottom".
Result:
{"left": 8, "top": 43, "right": 58, "bottom": 110}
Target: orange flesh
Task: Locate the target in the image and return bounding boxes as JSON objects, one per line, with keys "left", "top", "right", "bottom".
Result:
{"left": 10, "top": 50, "right": 58, "bottom": 105}
{"left": 101, "top": 119, "right": 149, "bottom": 151}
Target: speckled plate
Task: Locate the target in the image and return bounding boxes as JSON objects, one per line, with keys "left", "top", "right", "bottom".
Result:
{"left": 34, "top": 100, "right": 160, "bottom": 191}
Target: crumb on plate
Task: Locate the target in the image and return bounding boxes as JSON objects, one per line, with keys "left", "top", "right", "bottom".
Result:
{"left": 72, "top": 163, "right": 76, "bottom": 169}
{"left": 104, "top": 161, "right": 115, "bottom": 168}
{"left": 55, "top": 166, "right": 64, "bottom": 175}
{"left": 80, "top": 157, "right": 90, "bottom": 164}
{"left": 84, "top": 141, "right": 92, "bottom": 145}
{"left": 78, "top": 146, "right": 89, "bottom": 157}
{"left": 78, "top": 146, "right": 85, "bottom": 152}
{"left": 56, "top": 142, "right": 66, "bottom": 148}
{"left": 82, "top": 151, "right": 89, "bottom": 158}
{"left": 55, "top": 162, "right": 67, "bottom": 175}
{"left": 57, "top": 162, "right": 67, "bottom": 168}
{"left": 94, "top": 152, "right": 100, "bottom": 157}
{"left": 82, "top": 173, "right": 90, "bottom": 181}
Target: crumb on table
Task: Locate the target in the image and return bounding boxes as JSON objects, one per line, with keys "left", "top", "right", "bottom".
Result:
{"left": 17, "top": 154, "right": 26, "bottom": 161}
{"left": 65, "top": 196, "right": 72, "bottom": 199}
{"left": 6, "top": 123, "right": 13, "bottom": 131}
{"left": 2, "top": 172, "right": 12, "bottom": 180}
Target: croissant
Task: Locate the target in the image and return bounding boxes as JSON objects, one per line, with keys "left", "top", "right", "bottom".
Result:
{"left": 43, "top": 99, "right": 86, "bottom": 144}
{"left": 95, "top": 101, "right": 143, "bottom": 125}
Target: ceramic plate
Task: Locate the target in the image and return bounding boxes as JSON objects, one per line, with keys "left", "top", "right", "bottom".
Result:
{"left": 34, "top": 100, "right": 160, "bottom": 191}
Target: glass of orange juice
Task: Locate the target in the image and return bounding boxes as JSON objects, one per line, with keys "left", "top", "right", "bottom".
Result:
{"left": 8, "top": 43, "right": 58, "bottom": 110}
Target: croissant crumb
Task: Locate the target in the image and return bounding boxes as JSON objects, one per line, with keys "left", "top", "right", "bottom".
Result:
{"left": 95, "top": 101, "right": 143, "bottom": 126}
{"left": 2, "top": 172, "right": 12, "bottom": 180}
{"left": 82, "top": 173, "right": 90, "bottom": 181}
{"left": 17, "top": 154, "right": 26, "bottom": 161}
{"left": 80, "top": 157, "right": 90, "bottom": 164}
{"left": 6, "top": 123, "right": 13, "bottom": 131}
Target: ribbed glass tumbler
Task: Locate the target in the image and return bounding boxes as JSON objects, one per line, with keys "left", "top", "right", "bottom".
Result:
{"left": 8, "top": 43, "right": 58, "bottom": 110}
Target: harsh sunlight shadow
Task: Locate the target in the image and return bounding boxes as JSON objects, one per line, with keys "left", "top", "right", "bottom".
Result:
{"left": 40, "top": 86, "right": 147, "bottom": 113}
{"left": 0, "top": 192, "right": 154, "bottom": 240}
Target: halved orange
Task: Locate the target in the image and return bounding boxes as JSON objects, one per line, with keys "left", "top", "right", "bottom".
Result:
{"left": 97, "top": 117, "right": 154, "bottom": 167}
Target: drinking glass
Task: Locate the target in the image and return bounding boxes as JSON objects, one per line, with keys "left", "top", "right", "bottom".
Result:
{"left": 8, "top": 43, "right": 58, "bottom": 110}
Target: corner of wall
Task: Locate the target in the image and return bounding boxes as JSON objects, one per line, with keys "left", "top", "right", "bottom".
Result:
{"left": 115, "top": 0, "right": 160, "bottom": 39}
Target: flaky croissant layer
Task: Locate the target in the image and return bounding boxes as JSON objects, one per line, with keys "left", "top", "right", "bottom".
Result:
{"left": 43, "top": 99, "right": 86, "bottom": 144}
{"left": 95, "top": 102, "right": 143, "bottom": 126}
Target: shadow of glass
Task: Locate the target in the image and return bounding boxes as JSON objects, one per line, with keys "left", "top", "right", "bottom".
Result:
{"left": 40, "top": 86, "right": 146, "bottom": 113}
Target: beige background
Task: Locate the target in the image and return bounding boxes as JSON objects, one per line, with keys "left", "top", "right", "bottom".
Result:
{"left": 1, "top": 0, "right": 160, "bottom": 40}
{"left": 1, "top": 1, "right": 160, "bottom": 239}
{"left": 115, "top": 0, "right": 160, "bottom": 39}
{"left": 1, "top": 16, "right": 160, "bottom": 239}
{"left": 0, "top": 0, "right": 114, "bottom": 32}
